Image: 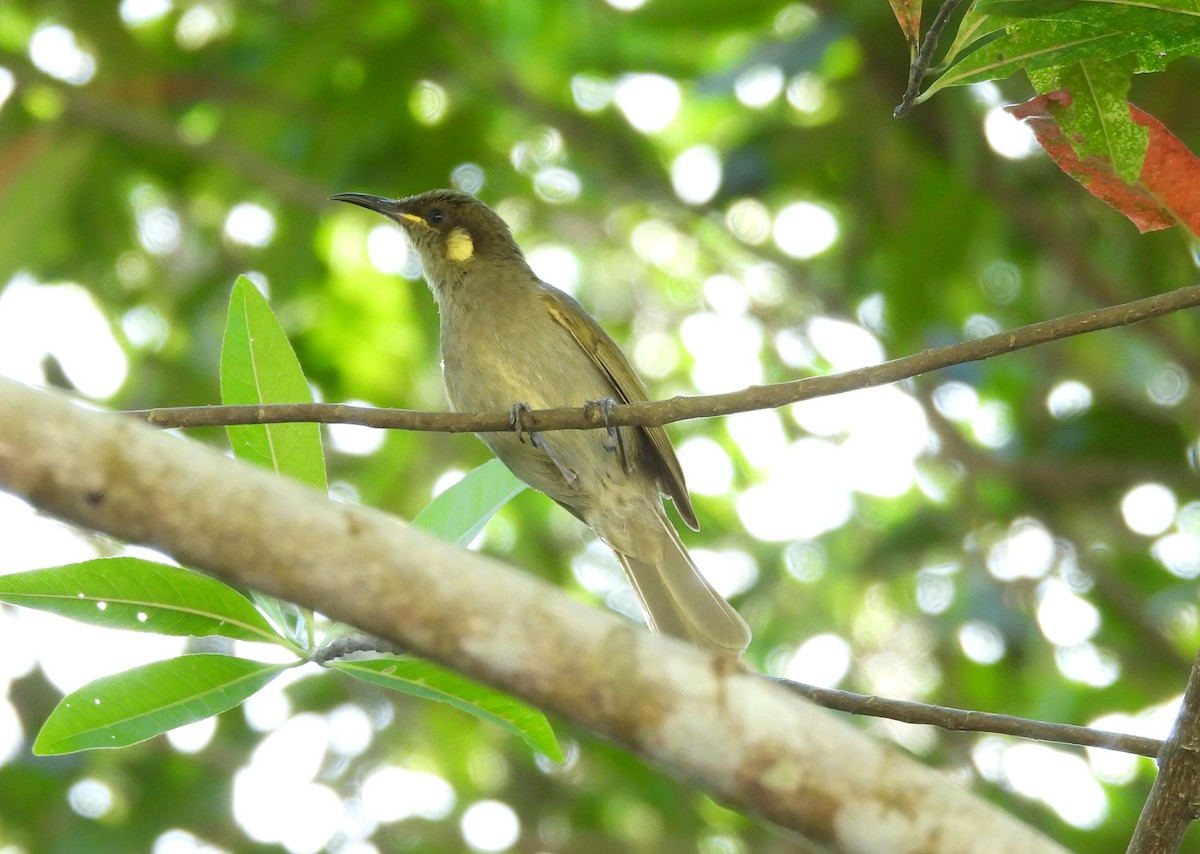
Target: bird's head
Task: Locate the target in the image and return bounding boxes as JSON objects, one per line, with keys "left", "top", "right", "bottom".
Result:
{"left": 332, "top": 189, "right": 523, "bottom": 285}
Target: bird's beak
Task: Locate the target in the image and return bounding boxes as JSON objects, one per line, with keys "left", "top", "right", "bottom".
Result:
{"left": 331, "top": 193, "right": 423, "bottom": 226}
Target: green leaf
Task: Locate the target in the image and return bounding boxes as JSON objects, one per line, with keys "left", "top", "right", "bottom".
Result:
{"left": 34, "top": 655, "right": 290, "bottom": 754}
{"left": 1027, "top": 56, "right": 1148, "bottom": 182}
{"left": 220, "top": 275, "right": 327, "bottom": 491}
{"left": 920, "top": 3, "right": 1200, "bottom": 101}
{"left": 920, "top": 20, "right": 1117, "bottom": 99}
{"left": 251, "top": 591, "right": 313, "bottom": 650}
{"left": 0, "top": 558, "right": 282, "bottom": 643}
{"left": 412, "top": 459, "right": 526, "bottom": 547}
{"left": 331, "top": 656, "right": 561, "bottom": 761}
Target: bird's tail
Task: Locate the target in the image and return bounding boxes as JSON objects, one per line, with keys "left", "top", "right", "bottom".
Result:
{"left": 614, "top": 509, "right": 751, "bottom": 654}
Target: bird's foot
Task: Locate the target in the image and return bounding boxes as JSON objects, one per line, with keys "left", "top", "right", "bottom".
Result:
{"left": 509, "top": 402, "right": 580, "bottom": 490}
{"left": 509, "top": 402, "right": 534, "bottom": 443}
{"left": 585, "top": 397, "right": 632, "bottom": 474}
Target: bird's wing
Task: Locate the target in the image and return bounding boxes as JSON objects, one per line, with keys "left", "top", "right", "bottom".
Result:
{"left": 540, "top": 287, "right": 698, "bottom": 531}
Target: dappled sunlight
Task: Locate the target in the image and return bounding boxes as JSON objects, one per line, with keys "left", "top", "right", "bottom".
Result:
{"left": 1046, "top": 379, "right": 1093, "bottom": 419}
{"left": 360, "top": 765, "right": 455, "bottom": 823}
{"left": 681, "top": 311, "right": 763, "bottom": 392}
{"left": 957, "top": 620, "right": 1006, "bottom": 664}
{"left": 724, "top": 198, "right": 772, "bottom": 245}
{"left": 1122, "top": 482, "right": 1177, "bottom": 536}
{"left": 68, "top": 777, "right": 115, "bottom": 819}
{"left": 1036, "top": 577, "right": 1100, "bottom": 647}
{"left": 737, "top": 438, "right": 854, "bottom": 541}
{"left": 0, "top": 276, "right": 128, "bottom": 397}
{"left": 975, "top": 738, "right": 1108, "bottom": 828}
{"left": 29, "top": 24, "right": 96, "bottom": 85}
{"left": 175, "top": 3, "right": 233, "bottom": 50}
{"left": 986, "top": 517, "right": 1057, "bottom": 581}
{"left": 224, "top": 203, "right": 276, "bottom": 248}
{"left": 526, "top": 244, "right": 580, "bottom": 293}
{"left": 327, "top": 400, "right": 386, "bottom": 456}
{"left": 22, "top": 607, "right": 187, "bottom": 695}
{"left": 120, "top": 0, "right": 172, "bottom": 27}
{"left": 365, "top": 224, "right": 415, "bottom": 276}
{"left": 692, "top": 547, "right": 758, "bottom": 598}
{"left": 166, "top": 715, "right": 217, "bottom": 754}
{"left": 676, "top": 436, "right": 734, "bottom": 495}
{"left": 614, "top": 73, "right": 680, "bottom": 133}
{"left": 784, "top": 633, "right": 851, "bottom": 687}
{"left": 772, "top": 202, "right": 839, "bottom": 259}
{"left": 671, "top": 145, "right": 722, "bottom": 205}
{"left": 735, "top": 65, "right": 785, "bottom": 109}
{"left": 410, "top": 80, "right": 450, "bottom": 126}
{"left": 461, "top": 800, "right": 521, "bottom": 852}
{"left": 630, "top": 219, "right": 697, "bottom": 276}
{"left": 1055, "top": 642, "right": 1119, "bottom": 688}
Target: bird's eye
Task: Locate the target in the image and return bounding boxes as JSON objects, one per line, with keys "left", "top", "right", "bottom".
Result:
{"left": 428, "top": 208, "right": 446, "bottom": 225}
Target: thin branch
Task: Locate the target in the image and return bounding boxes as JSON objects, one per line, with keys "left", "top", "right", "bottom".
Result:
{"left": 895, "top": 0, "right": 972, "bottom": 117}
{"left": 778, "top": 680, "right": 1163, "bottom": 759}
{"left": 312, "top": 634, "right": 408, "bottom": 664}
{"left": 0, "top": 378, "right": 1069, "bottom": 853}
{"left": 128, "top": 284, "right": 1200, "bottom": 432}
{"left": 1127, "top": 649, "right": 1200, "bottom": 853}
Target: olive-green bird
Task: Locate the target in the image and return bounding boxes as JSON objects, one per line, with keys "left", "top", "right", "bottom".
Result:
{"left": 332, "top": 189, "right": 751, "bottom": 654}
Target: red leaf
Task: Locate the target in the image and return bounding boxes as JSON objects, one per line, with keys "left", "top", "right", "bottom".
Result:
{"left": 1006, "top": 92, "right": 1200, "bottom": 238}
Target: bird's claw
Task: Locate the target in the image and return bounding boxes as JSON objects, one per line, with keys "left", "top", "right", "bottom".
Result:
{"left": 585, "top": 397, "right": 633, "bottom": 474}
{"left": 509, "top": 402, "right": 533, "bottom": 443}
{"left": 509, "top": 402, "right": 580, "bottom": 489}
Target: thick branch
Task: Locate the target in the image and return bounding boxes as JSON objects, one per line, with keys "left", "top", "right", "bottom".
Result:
{"left": 1127, "top": 649, "right": 1200, "bottom": 853}
{"left": 0, "top": 378, "right": 1066, "bottom": 854}
{"left": 129, "top": 284, "right": 1200, "bottom": 432}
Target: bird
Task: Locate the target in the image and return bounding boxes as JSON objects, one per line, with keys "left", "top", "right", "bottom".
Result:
{"left": 332, "top": 188, "right": 751, "bottom": 654}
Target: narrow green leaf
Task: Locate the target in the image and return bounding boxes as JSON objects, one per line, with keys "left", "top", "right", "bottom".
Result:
{"left": 920, "top": 24, "right": 1115, "bottom": 100}
{"left": 412, "top": 459, "right": 526, "bottom": 547}
{"left": 0, "top": 558, "right": 282, "bottom": 643}
{"left": 220, "top": 276, "right": 327, "bottom": 491}
{"left": 332, "top": 656, "right": 561, "bottom": 761}
{"left": 251, "top": 591, "right": 312, "bottom": 650}
{"left": 34, "top": 655, "right": 290, "bottom": 754}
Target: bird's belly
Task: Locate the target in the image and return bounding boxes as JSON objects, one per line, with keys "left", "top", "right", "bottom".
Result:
{"left": 440, "top": 340, "right": 644, "bottom": 513}
{"left": 443, "top": 343, "right": 613, "bottom": 412}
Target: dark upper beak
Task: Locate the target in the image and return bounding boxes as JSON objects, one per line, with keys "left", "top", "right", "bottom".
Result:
{"left": 331, "top": 193, "right": 426, "bottom": 228}
{"left": 330, "top": 192, "right": 399, "bottom": 216}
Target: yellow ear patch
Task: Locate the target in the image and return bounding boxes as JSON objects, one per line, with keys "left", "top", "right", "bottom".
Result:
{"left": 445, "top": 227, "right": 474, "bottom": 262}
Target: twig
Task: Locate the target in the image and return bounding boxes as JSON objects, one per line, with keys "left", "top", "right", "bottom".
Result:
{"left": 895, "top": 0, "right": 972, "bottom": 117}
{"left": 777, "top": 679, "right": 1163, "bottom": 758}
{"left": 127, "top": 284, "right": 1200, "bottom": 432}
{"left": 1127, "top": 649, "right": 1200, "bottom": 852}
{"left": 312, "top": 634, "right": 408, "bottom": 664}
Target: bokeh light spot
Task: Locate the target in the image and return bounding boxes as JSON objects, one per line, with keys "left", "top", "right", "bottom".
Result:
{"left": 461, "top": 800, "right": 520, "bottom": 852}
{"left": 1121, "top": 482, "right": 1176, "bottom": 536}
{"left": 671, "top": 145, "right": 722, "bottom": 205}
{"left": 773, "top": 202, "right": 838, "bottom": 259}
{"left": 614, "top": 74, "right": 680, "bottom": 133}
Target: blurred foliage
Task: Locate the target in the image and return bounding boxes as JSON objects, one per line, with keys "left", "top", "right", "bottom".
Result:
{"left": 1, "top": 0, "right": 1200, "bottom": 852}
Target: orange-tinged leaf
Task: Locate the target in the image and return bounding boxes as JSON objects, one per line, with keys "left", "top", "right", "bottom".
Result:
{"left": 889, "top": 0, "right": 922, "bottom": 50}
{"left": 1007, "top": 93, "right": 1200, "bottom": 238}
